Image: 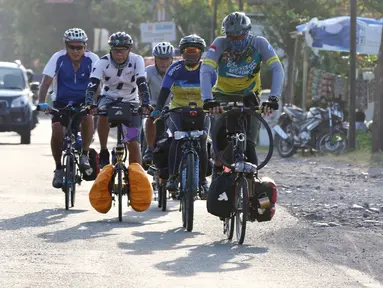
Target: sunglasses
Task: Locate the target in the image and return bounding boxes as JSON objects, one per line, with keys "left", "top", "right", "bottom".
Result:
{"left": 182, "top": 47, "right": 201, "bottom": 54}
{"left": 227, "top": 34, "right": 246, "bottom": 41}
{"left": 67, "top": 44, "right": 85, "bottom": 51}
{"left": 111, "top": 47, "right": 130, "bottom": 54}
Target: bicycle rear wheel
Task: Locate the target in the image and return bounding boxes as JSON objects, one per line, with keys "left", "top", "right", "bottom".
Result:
{"left": 184, "top": 153, "right": 196, "bottom": 232}
{"left": 235, "top": 176, "right": 248, "bottom": 245}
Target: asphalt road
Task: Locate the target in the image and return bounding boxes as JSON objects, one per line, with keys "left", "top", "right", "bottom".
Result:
{"left": 0, "top": 118, "right": 382, "bottom": 288}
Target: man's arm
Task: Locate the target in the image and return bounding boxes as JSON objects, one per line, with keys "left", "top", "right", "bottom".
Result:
{"left": 38, "top": 76, "right": 53, "bottom": 103}
{"left": 155, "top": 62, "right": 178, "bottom": 110}
{"left": 200, "top": 37, "right": 225, "bottom": 102}
{"left": 38, "top": 53, "right": 59, "bottom": 103}
{"left": 85, "top": 58, "right": 105, "bottom": 105}
{"left": 135, "top": 55, "right": 150, "bottom": 106}
{"left": 256, "top": 37, "right": 285, "bottom": 97}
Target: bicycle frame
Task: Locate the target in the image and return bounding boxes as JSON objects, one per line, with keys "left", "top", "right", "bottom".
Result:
{"left": 176, "top": 130, "right": 204, "bottom": 196}
{"left": 62, "top": 111, "right": 80, "bottom": 171}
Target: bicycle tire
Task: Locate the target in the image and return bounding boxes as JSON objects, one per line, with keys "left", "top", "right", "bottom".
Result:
{"left": 118, "top": 165, "right": 123, "bottom": 222}
{"left": 64, "top": 154, "right": 72, "bottom": 210}
{"left": 235, "top": 176, "right": 248, "bottom": 245}
{"left": 224, "top": 215, "right": 234, "bottom": 240}
{"left": 185, "top": 153, "right": 196, "bottom": 232}
{"left": 160, "top": 181, "right": 167, "bottom": 212}
{"left": 157, "top": 178, "right": 162, "bottom": 208}
{"left": 70, "top": 155, "right": 77, "bottom": 208}
{"left": 211, "top": 111, "right": 274, "bottom": 170}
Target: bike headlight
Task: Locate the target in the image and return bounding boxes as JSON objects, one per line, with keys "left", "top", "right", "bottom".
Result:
{"left": 11, "top": 95, "right": 28, "bottom": 108}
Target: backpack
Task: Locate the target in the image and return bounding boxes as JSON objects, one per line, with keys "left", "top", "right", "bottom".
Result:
{"left": 207, "top": 172, "right": 236, "bottom": 218}
{"left": 89, "top": 164, "right": 113, "bottom": 213}
{"left": 83, "top": 148, "right": 100, "bottom": 181}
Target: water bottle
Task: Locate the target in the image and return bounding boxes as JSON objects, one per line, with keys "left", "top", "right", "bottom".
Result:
{"left": 75, "top": 134, "right": 82, "bottom": 150}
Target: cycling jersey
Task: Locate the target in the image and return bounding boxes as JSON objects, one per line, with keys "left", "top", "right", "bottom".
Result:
{"left": 145, "top": 64, "right": 172, "bottom": 107}
{"left": 200, "top": 36, "right": 284, "bottom": 101}
{"left": 90, "top": 53, "right": 146, "bottom": 102}
{"left": 162, "top": 60, "right": 217, "bottom": 108}
{"left": 43, "top": 49, "right": 99, "bottom": 103}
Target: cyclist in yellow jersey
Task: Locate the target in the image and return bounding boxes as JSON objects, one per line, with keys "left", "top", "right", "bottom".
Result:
{"left": 200, "top": 12, "right": 284, "bottom": 180}
{"left": 152, "top": 34, "right": 217, "bottom": 197}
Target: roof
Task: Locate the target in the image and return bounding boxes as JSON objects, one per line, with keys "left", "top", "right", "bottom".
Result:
{"left": 0, "top": 61, "right": 24, "bottom": 69}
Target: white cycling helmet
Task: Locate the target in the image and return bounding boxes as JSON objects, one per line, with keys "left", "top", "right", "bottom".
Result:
{"left": 152, "top": 42, "right": 174, "bottom": 58}
{"left": 63, "top": 28, "right": 88, "bottom": 43}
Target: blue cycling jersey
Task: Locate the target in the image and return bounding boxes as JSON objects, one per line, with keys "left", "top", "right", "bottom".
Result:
{"left": 43, "top": 49, "right": 99, "bottom": 103}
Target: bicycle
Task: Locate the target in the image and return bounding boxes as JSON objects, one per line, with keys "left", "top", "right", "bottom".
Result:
{"left": 37, "top": 102, "right": 94, "bottom": 210}
{"left": 101, "top": 100, "right": 146, "bottom": 222}
{"left": 204, "top": 96, "right": 274, "bottom": 244}
{"left": 154, "top": 102, "right": 206, "bottom": 231}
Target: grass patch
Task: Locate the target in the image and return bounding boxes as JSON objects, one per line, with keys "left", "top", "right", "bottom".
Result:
{"left": 321, "top": 132, "right": 383, "bottom": 166}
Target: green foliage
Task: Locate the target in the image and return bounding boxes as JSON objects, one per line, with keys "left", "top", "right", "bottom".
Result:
{"left": 355, "top": 131, "right": 372, "bottom": 152}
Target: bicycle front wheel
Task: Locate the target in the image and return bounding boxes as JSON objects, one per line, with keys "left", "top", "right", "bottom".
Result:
{"left": 63, "top": 154, "right": 74, "bottom": 210}
{"left": 235, "top": 176, "right": 248, "bottom": 245}
{"left": 160, "top": 180, "right": 167, "bottom": 212}
{"left": 117, "top": 165, "right": 123, "bottom": 222}
{"left": 70, "top": 156, "right": 78, "bottom": 208}
{"left": 185, "top": 153, "right": 196, "bottom": 232}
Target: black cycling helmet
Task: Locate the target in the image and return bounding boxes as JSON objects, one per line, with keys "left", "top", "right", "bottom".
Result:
{"left": 222, "top": 12, "right": 252, "bottom": 37}
{"left": 179, "top": 34, "right": 206, "bottom": 53}
{"left": 108, "top": 31, "right": 133, "bottom": 48}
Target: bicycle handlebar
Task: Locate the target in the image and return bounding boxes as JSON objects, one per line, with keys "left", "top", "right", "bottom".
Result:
{"left": 36, "top": 103, "right": 97, "bottom": 117}
{"left": 203, "top": 100, "right": 263, "bottom": 114}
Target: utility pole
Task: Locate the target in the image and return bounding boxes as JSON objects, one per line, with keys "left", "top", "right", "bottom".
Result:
{"left": 238, "top": 0, "right": 244, "bottom": 11}
{"left": 348, "top": 0, "right": 357, "bottom": 149}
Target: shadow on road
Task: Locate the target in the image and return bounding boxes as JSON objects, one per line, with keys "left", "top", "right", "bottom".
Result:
{"left": 37, "top": 201, "right": 178, "bottom": 243}
{"left": 118, "top": 227, "right": 204, "bottom": 256}
{"left": 0, "top": 208, "right": 86, "bottom": 231}
{"left": 154, "top": 241, "right": 268, "bottom": 276}
{"left": 37, "top": 219, "right": 144, "bottom": 243}
{"left": 118, "top": 227, "right": 268, "bottom": 276}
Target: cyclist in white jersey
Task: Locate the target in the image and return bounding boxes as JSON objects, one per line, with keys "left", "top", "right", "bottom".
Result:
{"left": 85, "top": 31, "right": 151, "bottom": 167}
{"left": 142, "top": 42, "right": 174, "bottom": 165}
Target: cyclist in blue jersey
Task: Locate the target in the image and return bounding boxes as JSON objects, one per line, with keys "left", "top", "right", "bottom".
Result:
{"left": 201, "top": 12, "right": 284, "bottom": 180}
{"left": 38, "top": 28, "right": 99, "bottom": 189}
{"left": 152, "top": 34, "right": 217, "bottom": 199}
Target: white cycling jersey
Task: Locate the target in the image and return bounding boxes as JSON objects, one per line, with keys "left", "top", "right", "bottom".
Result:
{"left": 90, "top": 53, "right": 146, "bottom": 102}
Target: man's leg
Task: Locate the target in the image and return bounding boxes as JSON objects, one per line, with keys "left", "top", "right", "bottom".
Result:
{"left": 165, "top": 113, "right": 181, "bottom": 193}
{"left": 211, "top": 115, "right": 226, "bottom": 181}
{"left": 127, "top": 140, "right": 141, "bottom": 164}
{"left": 79, "top": 114, "right": 94, "bottom": 170}
{"left": 97, "top": 96, "right": 110, "bottom": 168}
{"left": 122, "top": 111, "right": 143, "bottom": 165}
{"left": 142, "top": 117, "right": 156, "bottom": 164}
{"left": 51, "top": 103, "right": 65, "bottom": 189}
{"left": 199, "top": 116, "right": 210, "bottom": 199}
{"left": 246, "top": 114, "right": 260, "bottom": 166}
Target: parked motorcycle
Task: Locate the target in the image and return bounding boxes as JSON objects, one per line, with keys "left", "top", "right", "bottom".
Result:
{"left": 273, "top": 102, "right": 347, "bottom": 158}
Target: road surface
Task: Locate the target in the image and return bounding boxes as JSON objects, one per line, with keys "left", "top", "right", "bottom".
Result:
{"left": 0, "top": 118, "right": 382, "bottom": 288}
